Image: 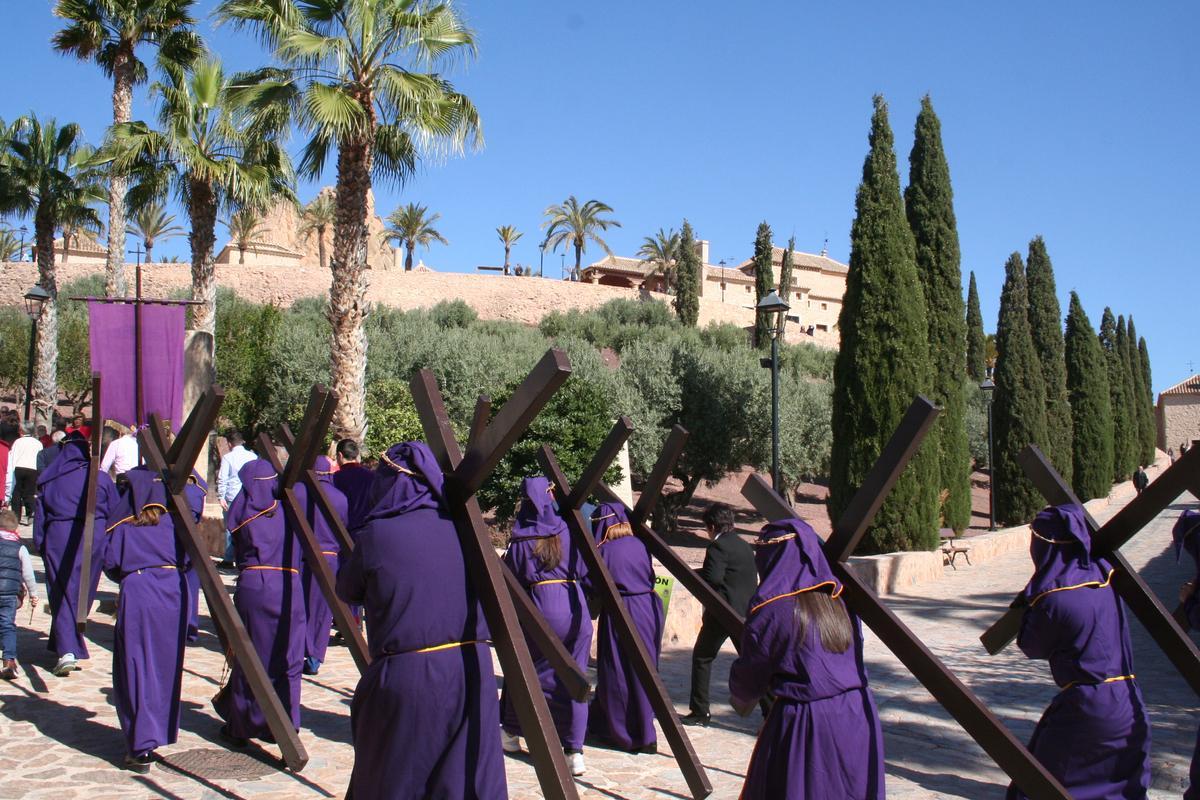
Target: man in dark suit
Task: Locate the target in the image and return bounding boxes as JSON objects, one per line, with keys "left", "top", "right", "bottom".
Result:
{"left": 682, "top": 502, "right": 758, "bottom": 726}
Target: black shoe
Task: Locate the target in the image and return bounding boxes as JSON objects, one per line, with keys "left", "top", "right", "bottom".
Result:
{"left": 635, "top": 743, "right": 658, "bottom": 754}
{"left": 123, "top": 752, "right": 154, "bottom": 774}
{"left": 219, "top": 725, "right": 249, "bottom": 749}
{"left": 216, "top": 560, "right": 236, "bottom": 573}
{"left": 681, "top": 711, "right": 710, "bottom": 727}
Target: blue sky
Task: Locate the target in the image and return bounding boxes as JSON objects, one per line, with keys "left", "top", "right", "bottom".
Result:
{"left": 3, "top": 1, "right": 1195, "bottom": 392}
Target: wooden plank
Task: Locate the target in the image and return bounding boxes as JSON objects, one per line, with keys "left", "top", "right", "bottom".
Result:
{"left": 630, "top": 425, "right": 687, "bottom": 525}
{"left": 74, "top": 373, "right": 103, "bottom": 632}
{"left": 468, "top": 396, "right": 491, "bottom": 451}
{"left": 741, "top": 474, "right": 799, "bottom": 527}
{"left": 278, "top": 422, "right": 355, "bottom": 554}
{"left": 256, "top": 433, "right": 370, "bottom": 674}
{"left": 140, "top": 398, "right": 309, "bottom": 771}
{"left": 741, "top": 443, "right": 1069, "bottom": 800}
{"left": 565, "top": 416, "right": 633, "bottom": 510}
{"left": 410, "top": 363, "right": 579, "bottom": 800}
{"left": 981, "top": 445, "right": 1200, "bottom": 655}
{"left": 540, "top": 443, "right": 712, "bottom": 800}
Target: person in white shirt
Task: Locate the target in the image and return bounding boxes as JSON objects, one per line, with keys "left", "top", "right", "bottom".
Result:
{"left": 216, "top": 431, "right": 257, "bottom": 568}
{"left": 99, "top": 427, "right": 140, "bottom": 476}
{"left": 6, "top": 424, "right": 43, "bottom": 525}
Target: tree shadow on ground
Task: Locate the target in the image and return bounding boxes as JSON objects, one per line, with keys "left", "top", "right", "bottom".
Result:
{"left": 0, "top": 681, "right": 126, "bottom": 764}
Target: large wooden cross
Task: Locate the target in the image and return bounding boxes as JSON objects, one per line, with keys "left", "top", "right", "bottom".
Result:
{"left": 980, "top": 444, "right": 1200, "bottom": 696}
{"left": 252, "top": 385, "right": 370, "bottom": 673}
{"left": 537, "top": 418, "right": 713, "bottom": 800}
{"left": 740, "top": 397, "right": 1071, "bottom": 799}
{"left": 408, "top": 349, "right": 582, "bottom": 800}
{"left": 136, "top": 390, "right": 309, "bottom": 771}
{"left": 74, "top": 373, "right": 103, "bottom": 632}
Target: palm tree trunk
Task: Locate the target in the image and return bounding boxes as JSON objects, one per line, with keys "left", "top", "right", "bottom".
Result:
{"left": 317, "top": 225, "right": 327, "bottom": 270}
{"left": 405, "top": 242, "right": 413, "bottom": 271}
{"left": 188, "top": 179, "right": 218, "bottom": 335}
{"left": 238, "top": 245, "right": 245, "bottom": 265}
{"left": 32, "top": 203, "right": 58, "bottom": 427}
{"left": 330, "top": 128, "right": 373, "bottom": 442}
{"left": 61, "top": 228, "right": 71, "bottom": 262}
{"left": 105, "top": 44, "right": 135, "bottom": 298}
{"left": 574, "top": 243, "right": 582, "bottom": 281}
{"left": 503, "top": 243, "right": 510, "bottom": 275}
{"left": 145, "top": 239, "right": 154, "bottom": 262}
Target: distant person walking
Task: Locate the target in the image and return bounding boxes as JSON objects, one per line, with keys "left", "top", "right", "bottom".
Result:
{"left": 683, "top": 502, "right": 759, "bottom": 727}
{"left": 216, "top": 431, "right": 257, "bottom": 570}
{"left": 99, "top": 426, "right": 140, "bottom": 477}
{"left": 6, "top": 424, "right": 43, "bottom": 526}
{"left": 1133, "top": 465, "right": 1149, "bottom": 495}
{"left": 36, "top": 431, "right": 66, "bottom": 476}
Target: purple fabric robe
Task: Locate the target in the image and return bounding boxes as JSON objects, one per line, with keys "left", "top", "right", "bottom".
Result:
{"left": 333, "top": 462, "right": 375, "bottom": 536}
{"left": 729, "top": 518, "right": 885, "bottom": 800}
{"left": 213, "top": 460, "right": 305, "bottom": 740}
{"left": 33, "top": 437, "right": 117, "bottom": 659}
{"left": 585, "top": 502, "right": 664, "bottom": 751}
{"left": 1173, "top": 510, "right": 1200, "bottom": 800}
{"left": 499, "top": 476, "right": 592, "bottom": 751}
{"left": 103, "top": 468, "right": 189, "bottom": 757}
{"left": 1006, "top": 504, "right": 1151, "bottom": 800}
{"left": 296, "top": 456, "right": 348, "bottom": 666}
{"left": 336, "top": 442, "right": 506, "bottom": 800}
{"left": 183, "top": 472, "right": 206, "bottom": 641}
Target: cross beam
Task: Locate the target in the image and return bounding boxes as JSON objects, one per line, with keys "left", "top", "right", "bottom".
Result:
{"left": 74, "top": 373, "right": 103, "bottom": 632}
{"left": 254, "top": 393, "right": 371, "bottom": 673}
{"left": 140, "top": 392, "right": 308, "bottom": 770}
{"left": 980, "top": 445, "right": 1200, "bottom": 696}
{"left": 538, "top": 420, "right": 712, "bottom": 799}
{"left": 741, "top": 397, "right": 1069, "bottom": 799}
{"left": 409, "top": 350, "right": 580, "bottom": 800}
{"left": 593, "top": 426, "right": 745, "bottom": 644}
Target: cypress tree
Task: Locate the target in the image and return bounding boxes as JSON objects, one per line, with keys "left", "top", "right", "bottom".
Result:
{"left": 904, "top": 95, "right": 969, "bottom": 532}
{"left": 778, "top": 236, "right": 795, "bottom": 336}
{"left": 1064, "top": 292, "right": 1113, "bottom": 501}
{"left": 1127, "top": 317, "right": 1155, "bottom": 464}
{"left": 1139, "top": 335, "right": 1156, "bottom": 453}
{"left": 752, "top": 222, "right": 775, "bottom": 348}
{"left": 1116, "top": 315, "right": 1143, "bottom": 470}
{"left": 1099, "top": 308, "right": 1135, "bottom": 481}
{"left": 674, "top": 220, "right": 700, "bottom": 327}
{"left": 965, "top": 270, "right": 987, "bottom": 381}
{"left": 830, "top": 95, "right": 938, "bottom": 552}
{"left": 1025, "top": 236, "right": 1073, "bottom": 480}
{"left": 992, "top": 252, "right": 1049, "bottom": 525}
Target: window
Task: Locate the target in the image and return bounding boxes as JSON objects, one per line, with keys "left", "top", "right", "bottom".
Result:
{"left": 817, "top": 324, "right": 828, "bottom": 332}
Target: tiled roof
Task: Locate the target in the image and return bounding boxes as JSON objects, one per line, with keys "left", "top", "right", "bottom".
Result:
{"left": 734, "top": 248, "right": 848, "bottom": 276}
{"left": 583, "top": 255, "right": 655, "bottom": 276}
{"left": 1161, "top": 374, "right": 1200, "bottom": 396}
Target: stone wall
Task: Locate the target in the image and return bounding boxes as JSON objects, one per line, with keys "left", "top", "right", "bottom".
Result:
{"left": 1159, "top": 395, "right": 1200, "bottom": 453}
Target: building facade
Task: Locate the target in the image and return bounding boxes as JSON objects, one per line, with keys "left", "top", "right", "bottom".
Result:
{"left": 1158, "top": 374, "right": 1200, "bottom": 452}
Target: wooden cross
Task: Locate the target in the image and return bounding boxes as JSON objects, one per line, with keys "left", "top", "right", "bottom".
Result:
{"left": 74, "top": 373, "right": 103, "bottom": 632}
{"left": 740, "top": 397, "right": 1071, "bottom": 799}
{"left": 980, "top": 444, "right": 1200, "bottom": 697}
{"left": 136, "top": 390, "right": 309, "bottom": 771}
{"left": 252, "top": 386, "right": 370, "bottom": 673}
{"left": 538, "top": 418, "right": 712, "bottom": 799}
{"left": 592, "top": 424, "right": 746, "bottom": 645}
{"left": 408, "top": 349, "right": 581, "bottom": 800}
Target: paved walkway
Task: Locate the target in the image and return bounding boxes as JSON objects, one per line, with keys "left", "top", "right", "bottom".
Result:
{"left": 1, "top": 491, "right": 1196, "bottom": 799}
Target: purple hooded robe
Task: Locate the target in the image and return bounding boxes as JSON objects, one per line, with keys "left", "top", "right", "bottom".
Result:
{"left": 295, "top": 456, "right": 348, "bottom": 666}
{"left": 585, "top": 502, "right": 664, "bottom": 751}
{"left": 1173, "top": 509, "right": 1200, "bottom": 800}
{"left": 336, "top": 443, "right": 506, "bottom": 800}
{"left": 103, "top": 468, "right": 189, "bottom": 757}
{"left": 1006, "top": 504, "right": 1151, "bottom": 800}
{"left": 498, "top": 476, "right": 592, "bottom": 751}
{"left": 183, "top": 471, "right": 207, "bottom": 641}
{"left": 729, "top": 518, "right": 885, "bottom": 800}
{"left": 33, "top": 436, "right": 117, "bottom": 659}
{"left": 213, "top": 459, "right": 306, "bottom": 740}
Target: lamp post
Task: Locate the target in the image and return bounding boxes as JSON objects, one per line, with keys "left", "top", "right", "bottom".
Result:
{"left": 979, "top": 375, "right": 996, "bottom": 531}
{"left": 757, "top": 290, "right": 791, "bottom": 492}
{"left": 539, "top": 236, "right": 548, "bottom": 277}
{"left": 22, "top": 285, "right": 50, "bottom": 421}
{"left": 18, "top": 225, "right": 28, "bottom": 262}
{"left": 560, "top": 252, "right": 566, "bottom": 280}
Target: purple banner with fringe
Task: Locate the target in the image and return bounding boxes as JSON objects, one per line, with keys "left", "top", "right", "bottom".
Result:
{"left": 88, "top": 302, "right": 186, "bottom": 431}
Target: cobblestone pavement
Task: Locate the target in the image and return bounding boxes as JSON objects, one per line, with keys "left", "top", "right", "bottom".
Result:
{"left": 1, "top": 491, "right": 1196, "bottom": 799}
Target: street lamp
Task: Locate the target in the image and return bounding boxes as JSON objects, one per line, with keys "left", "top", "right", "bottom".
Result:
{"left": 18, "top": 225, "right": 28, "bottom": 262}
{"left": 539, "top": 236, "right": 548, "bottom": 278}
{"left": 979, "top": 375, "right": 996, "bottom": 531}
{"left": 757, "top": 290, "right": 791, "bottom": 492}
{"left": 22, "top": 285, "right": 50, "bottom": 421}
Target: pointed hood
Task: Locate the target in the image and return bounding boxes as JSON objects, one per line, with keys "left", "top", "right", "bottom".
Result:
{"left": 37, "top": 437, "right": 91, "bottom": 489}
{"left": 362, "top": 442, "right": 445, "bottom": 522}
{"left": 1022, "top": 504, "right": 1110, "bottom": 604}
{"left": 591, "top": 501, "right": 631, "bottom": 545}
{"left": 748, "top": 518, "right": 841, "bottom": 616}
{"left": 509, "top": 476, "right": 567, "bottom": 541}
{"left": 1173, "top": 510, "right": 1200, "bottom": 570}
{"left": 227, "top": 458, "right": 280, "bottom": 529}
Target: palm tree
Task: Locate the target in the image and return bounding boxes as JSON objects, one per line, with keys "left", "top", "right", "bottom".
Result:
{"left": 496, "top": 225, "right": 523, "bottom": 275}
{"left": 58, "top": 154, "right": 106, "bottom": 264}
{"left": 542, "top": 196, "right": 621, "bottom": 280}
{"left": 52, "top": 0, "right": 201, "bottom": 296}
{"left": 0, "top": 230, "right": 21, "bottom": 261}
{"left": 298, "top": 192, "right": 335, "bottom": 269}
{"left": 382, "top": 204, "right": 447, "bottom": 272}
{"left": 637, "top": 227, "right": 679, "bottom": 293}
{"left": 223, "top": 205, "right": 267, "bottom": 264}
{"left": 0, "top": 116, "right": 101, "bottom": 424}
{"left": 108, "top": 57, "right": 292, "bottom": 335}
{"left": 127, "top": 199, "right": 184, "bottom": 261}
{"left": 217, "top": 0, "right": 482, "bottom": 441}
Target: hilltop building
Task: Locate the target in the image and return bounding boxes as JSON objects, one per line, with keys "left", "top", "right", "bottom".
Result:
{"left": 1158, "top": 374, "right": 1200, "bottom": 452}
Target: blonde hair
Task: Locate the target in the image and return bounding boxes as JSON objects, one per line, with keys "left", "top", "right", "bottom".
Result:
{"left": 599, "top": 522, "right": 633, "bottom": 544}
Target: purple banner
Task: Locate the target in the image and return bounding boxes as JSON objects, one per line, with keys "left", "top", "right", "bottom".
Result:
{"left": 88, "top": 302, "right": 186, "bottom": 431}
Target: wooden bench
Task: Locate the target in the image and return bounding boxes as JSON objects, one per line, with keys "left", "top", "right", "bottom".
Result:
{"left": 939, "top": 528, "right": 971, "bottom": 569}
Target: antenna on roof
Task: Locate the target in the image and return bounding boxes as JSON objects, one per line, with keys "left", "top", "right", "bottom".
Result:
{"left": 819, "top": 234, "right": 828, "bottom": 258}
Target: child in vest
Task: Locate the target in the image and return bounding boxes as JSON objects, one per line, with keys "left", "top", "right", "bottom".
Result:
{"left": 0, "top": 508, "right": 40, "bottom": 679}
